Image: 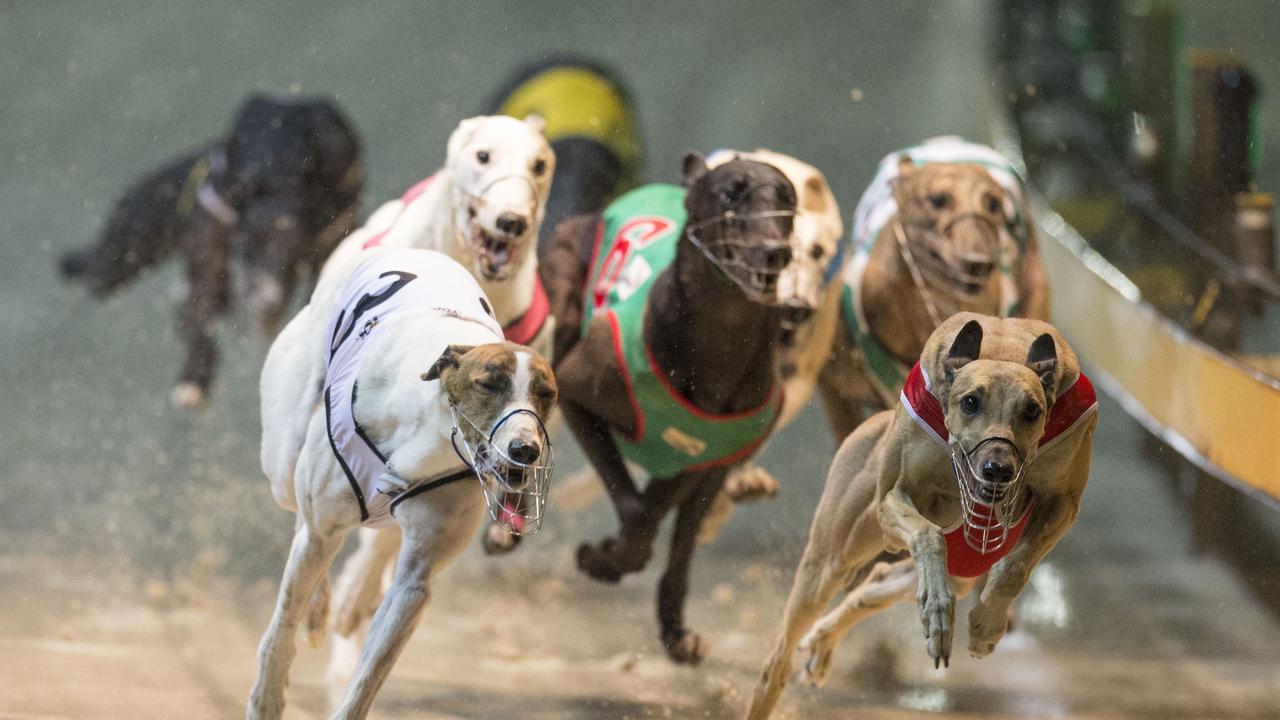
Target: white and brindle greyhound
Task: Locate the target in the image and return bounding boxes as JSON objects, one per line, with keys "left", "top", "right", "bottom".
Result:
{"left": 303, "top": 114, "right": 558, "bottom": 697}
{"left": 252, "top": 247, "right": 557, "bottom": 719}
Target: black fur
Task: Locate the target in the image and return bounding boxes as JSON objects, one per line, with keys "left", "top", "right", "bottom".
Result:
{"left": 60, "top": 94, "right": 362, "bottom": 401}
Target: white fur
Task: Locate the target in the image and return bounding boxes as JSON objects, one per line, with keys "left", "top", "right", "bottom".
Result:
{"left": 275, "top": 116, "right": 556, "bottom": 712}
{"left": 319, "top": 114, "right": 555, "bottom": 357}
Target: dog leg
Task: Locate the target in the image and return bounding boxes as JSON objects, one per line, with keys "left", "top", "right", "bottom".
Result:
{"left": 744, "top": 542, "right": 858, "bottom": 720}
{"left": 330, "top": 526, "right": 402, "bottom": 637}
{"left": 878, "top": 486, "right": 953, "bottom": 668}
{"left": 330, "top": 486, "right": 481, "bottom": 719}
{"left": 578, "top": 476, "right": 683, "bottom": 583}
{"left": 174, "top": 215, "right": 231, "bottom": 408}
{"left": 657, "top": 471, "right": 724, "bottom": 664}
{"left": 797, "top": 557, "right": 917, "bottom": 687}
{"left": 247, "top": 524, "right": 344, "bottom": 720}
{"left": 969, "top": 438, "right": 1092, "bottom": 658}
{"left": 723, "top": 464, "right": 780, "bottom": 503}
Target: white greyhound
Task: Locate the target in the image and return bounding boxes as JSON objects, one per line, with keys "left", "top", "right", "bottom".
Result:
{"left": 250, "top": 246, "right": 557, "bottom": 719}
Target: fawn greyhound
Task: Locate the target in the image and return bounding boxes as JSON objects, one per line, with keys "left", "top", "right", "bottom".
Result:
{"left": 745, "top": 313, "right": 1097, "bottom": 719}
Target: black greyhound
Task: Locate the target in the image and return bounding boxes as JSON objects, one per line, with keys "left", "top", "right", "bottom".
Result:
{"left": 541, "top": 153, "right": 796, "bottom": 663}
{"left": 60, "top": 94, "right": 362, "bottom": 407}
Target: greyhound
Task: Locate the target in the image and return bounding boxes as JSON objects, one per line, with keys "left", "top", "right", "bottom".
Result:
{"left": 541, "top": 152, "right": 797, "bottom": 663}
{"left": 744, "top": 313, "right": 1097, "bottom": 719}
{"left": 818, "top": 138, "right": 1050, "bottom": 439}
{"left": 59, "top": 94, "right": 362, "bottom": 408}
{"left": 251, "top": 247, "right": 556, "bottom": 719}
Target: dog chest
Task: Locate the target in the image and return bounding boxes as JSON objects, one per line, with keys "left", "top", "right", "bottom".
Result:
{"left": 324, "top": 248, "right": 501, "bottom": 527}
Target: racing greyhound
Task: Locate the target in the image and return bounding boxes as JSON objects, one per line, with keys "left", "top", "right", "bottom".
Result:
{"left": 745, "top": 313, "right": 1097, "bottom": 719}
{"left": 251, "top": 247, "right": 556, "bottom": 719}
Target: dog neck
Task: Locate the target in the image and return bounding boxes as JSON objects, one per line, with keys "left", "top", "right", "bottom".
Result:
{"left": 862, "top": 219, "right": 1000, "bottom": 364}
{"left": 350, "top": 317, "right": 470, "bottom": 481}
{"left": 423, "top": 171, "right": 540, "bottom": 328}
{"left": 643, "top": 250, "right": 781, "bottom": 413}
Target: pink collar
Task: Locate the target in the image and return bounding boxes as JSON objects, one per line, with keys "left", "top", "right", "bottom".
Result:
{"left": 900, "top": 361, "right": 1097, "bottom": 450}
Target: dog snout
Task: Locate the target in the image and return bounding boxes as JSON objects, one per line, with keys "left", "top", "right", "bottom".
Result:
{"left": 495, "top": 212, "right": 528, "bottom": 238}
{"left": 764, "top": 245, "right": 792, "bottom": 271}
{"left": 980, "top": 459, "right": 1014, "bottom": 483}
{"left": 963, "top": 259, "right": 995, "bottom": 278}
{"left": 507, "top": 438, "right": 541, "bottom": 465}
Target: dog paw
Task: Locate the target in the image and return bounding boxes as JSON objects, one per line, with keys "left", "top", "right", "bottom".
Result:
{"left": 967, "top": 603, "right": 1010, "bottom": 658}
{"left": 482, "top": 522, "right": 521, "bottom": 556}
{"left": 576, "top": 539, "right": 624, "bottom": 583}
{"left": 915, "top": 559, "right": 954, "bottom": 668}
{"left": 170, "top": 382, "right": 205, "bottom": 410}
{"left": 797, "top": 628, "right": 837, "bottom": 687}
{"left": 662, "top": 629, "right": 708, "bottom": 665}
{"left": 695, "top": 491, "right": 736, "bottom": 546}
{"left": 724, "top": 464, "right": 780, "bottom": 503}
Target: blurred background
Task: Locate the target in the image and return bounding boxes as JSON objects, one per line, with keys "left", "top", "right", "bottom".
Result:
{"left": 2, "top": 1, "right": 1278, "bottom": 718}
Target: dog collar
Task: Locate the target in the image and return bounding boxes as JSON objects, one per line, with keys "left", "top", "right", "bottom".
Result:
{"left": 899, "top": 361, "right": 1099, "bottom": 452}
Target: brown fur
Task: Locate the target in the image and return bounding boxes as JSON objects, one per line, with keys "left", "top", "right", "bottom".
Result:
{"left": 817, "top": 159, "right": 1051, "bottom": 438}
{"left": 541, "top": 155, "right": 797, "bottom": 664}
{"left": 744, "top": 314, "right": 1095, "bottom": 720}
{"left": 425, "top": 342, "right": 557, "bottom": 448}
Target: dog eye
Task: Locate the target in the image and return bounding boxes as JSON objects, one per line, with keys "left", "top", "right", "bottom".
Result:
{"left": 533, "top": 158, "right": 547, "bottom": 176}
{"left": 960, "top": 394, "right": 981, "bottom": 414}
{"left": 534, "top": 386, "right": 556, "bottom": 401}
{"left": 809, "top": 245, "right": 825, "bottom": 260}
{"left": 1022, "top": 403, "right": 1042, "bottom": 422}
{"left": 723, "top": 182, "right": 746, "bottom": 204}
{"left": 928, "top": 193, "right": 950, "bottom": 210}
{"left": 475, "top": 377, "right": 502, "bottom": 392}
{"left": 986, "top": 194, "right": 1002, "bottom": 215}
{"left": 476, "top": 150, "right": 490, "bottom": 165}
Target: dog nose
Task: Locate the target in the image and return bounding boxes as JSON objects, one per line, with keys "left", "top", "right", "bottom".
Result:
{"left": 764, "top": 246, "right": 792, "bottom": 271}
{"left": 496, "top": 213, "right": 527, "bottom": 237}
{"left": 981, "top": 460, "right": 1014, "bottom": 483}
{"left": 783, "top": 305, "right": 813, "bottom": 325}
{"left": 507, "top": 439, "right": 540, "bottom": 465}
{"left": 964, "top": 260, "right": 994, "bottom": 278}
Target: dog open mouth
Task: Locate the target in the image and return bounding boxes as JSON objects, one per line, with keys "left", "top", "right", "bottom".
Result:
{"left": 469, "top": 223, "right": 516, "bottom": 279}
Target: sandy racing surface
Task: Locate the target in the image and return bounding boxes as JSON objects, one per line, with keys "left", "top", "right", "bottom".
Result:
{"left": 4, "top": 2, "right": 1280, "bottom": 718}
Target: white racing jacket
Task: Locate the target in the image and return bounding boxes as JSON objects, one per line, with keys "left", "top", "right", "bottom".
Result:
{"left": 324, "top": 248, "right": 503, "bottom": 527}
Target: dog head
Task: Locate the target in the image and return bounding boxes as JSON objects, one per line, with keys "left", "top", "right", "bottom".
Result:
{"left": 892, "top": 158, "right": 1011, "bottom": 297}
{"left": 680, "top": 151, "right": 797, "bottom": 304}
{"left": 930, "top": 319, "right": 1063, "bottom": 495}
{"left": 218, "top": 95, "right": 363, "bottom": 335}
{"left": 444, "top": 115, "right": 555, "bottom": 281}
{"left": 705, "top": 149, "right": 843, "bottom": 324}
{"left": 422, "top": 342, "right": 557, "bottom": 483}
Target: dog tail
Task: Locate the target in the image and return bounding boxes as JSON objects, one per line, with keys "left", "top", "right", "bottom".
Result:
{"left": 306, "top": 577, "right": 331, "bottom": 649}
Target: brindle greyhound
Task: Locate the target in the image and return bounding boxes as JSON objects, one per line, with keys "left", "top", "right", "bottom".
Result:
{"left": 818, "top": 139, "right": 1050, "bottom": 440}
{"left": 542, "top": 152, "right": 796, "bottom": 663}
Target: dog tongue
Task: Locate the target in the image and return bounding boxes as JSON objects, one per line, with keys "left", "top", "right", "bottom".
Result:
{"left": 500, "top": 502, "right": 525, "bottom": 534}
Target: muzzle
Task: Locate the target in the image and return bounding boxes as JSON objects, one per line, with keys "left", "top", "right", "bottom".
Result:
{"left": 947, "top": 436, "right": 1030, "bottom": 554}
{"left": 449, "top": 405, "right": 554, "bottom": 535}
{"left": 684, "top": 209, "right": 796, "bottom": 305}
{"left": 912, "top": 213, "right": 1001, "bottom": 295}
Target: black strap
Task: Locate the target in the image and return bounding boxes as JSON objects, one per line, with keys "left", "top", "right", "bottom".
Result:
{"left": 389, "top": 467, "right": 474, "bottom": 515}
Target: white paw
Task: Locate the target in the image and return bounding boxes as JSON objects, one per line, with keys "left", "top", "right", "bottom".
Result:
{"left": 724, "top": 464, "right": 779, "bottom": 502}
{"left": 170, "top": 382, "right": 205, "bottom": 410}
{"left": 797, "top": 628, "right": 836, "bottom": 687}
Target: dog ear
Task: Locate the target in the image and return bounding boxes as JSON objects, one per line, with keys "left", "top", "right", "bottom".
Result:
{"left": 447, "top": 117, "right": 484, "bottom": 162}
{"left": 943, "top": 319, "right": 983, "bottom": 380}
{"left": 1025, "top": 333, "right": 1059, "bottom": 402}
{"left": 523, "top": 113, "right": 547, "bottom": 135}
{"left": 682, "top": 151, "right": 708, "bottom": 188}
{"left": 421, "top": 344, "right": 475, "bottom": 382}
{"left": 896, "top": 154, "right": 916, "bottom": 179}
